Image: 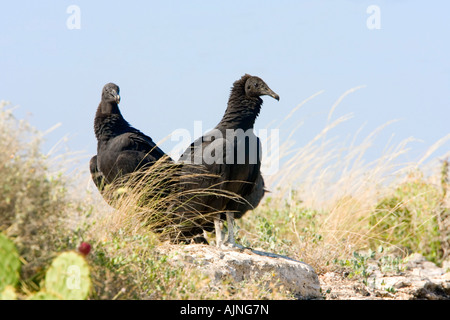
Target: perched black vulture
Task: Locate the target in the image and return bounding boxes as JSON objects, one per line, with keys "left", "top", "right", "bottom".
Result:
{"left": 178, "top": 74, "right": 279, "bottom": 247}
{"left": 90, "top": 83, "right": 210, "bottom": 244}
{"left": 90, "top": 83, "right": 171, "bottom": 194}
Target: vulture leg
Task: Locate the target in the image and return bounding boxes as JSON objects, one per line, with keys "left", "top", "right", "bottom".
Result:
{"left": 226, "top": 212, "right": 244, "bottom": 249}
{"left": 226, "top": 212, "right": 235, "bottom": 246}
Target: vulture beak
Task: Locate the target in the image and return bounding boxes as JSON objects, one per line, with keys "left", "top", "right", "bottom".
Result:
{"left": 271, "top": 92, "right": 280, "bottom": 101}
{"left": 109, "top": 87, "right": 121, "bottom": 104}
{"left": 263, "top": 86, "right": 280, "bottom": 101}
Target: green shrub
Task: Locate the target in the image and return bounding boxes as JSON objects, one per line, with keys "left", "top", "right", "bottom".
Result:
{"left": 370, "top": 177, "right": 443, "bottom": 263}
{"left": 0, "top": 102, "right": 85, "bottom": 281}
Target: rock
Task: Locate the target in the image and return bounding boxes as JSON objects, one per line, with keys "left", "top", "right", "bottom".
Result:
{"left": 157, "top": 244, "right": 321, "bottom": 299}
{"left": 442, "top": 258, "right": 450, "bottom": 272}
{"left": 405, "top": 253, "right": 427, "bottom": 266}
{"left": 320, "top": 252, "right": 450, "bottom": 300}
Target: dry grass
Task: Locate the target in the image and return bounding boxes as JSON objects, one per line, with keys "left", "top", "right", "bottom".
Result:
{"left": 0, "top": 102, "right": 92, "bottom": 290}
{"left": 89, "top": 159, "right": 246, "bottom": 245}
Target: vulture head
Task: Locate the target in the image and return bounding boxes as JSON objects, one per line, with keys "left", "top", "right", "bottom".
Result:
{"left": 102, "top": 83, "right": 121, "bottom": 104}
{"left": 244, "top": 75, "right": 280, "bottom": 101}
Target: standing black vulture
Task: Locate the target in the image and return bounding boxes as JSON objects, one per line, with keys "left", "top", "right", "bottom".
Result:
{"left": 178, "top": 74, "right": 279, "bottom": 247}
{"left": 90, "top": 83, "right": 210, "bottom": 244}
{"left": 90, "top": 83, "right": 171, "bottom": 194}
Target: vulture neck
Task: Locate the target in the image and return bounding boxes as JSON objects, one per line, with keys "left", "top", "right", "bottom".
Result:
{"left": 94, "top": 100, "right": 130, "bottom": 141}
{"left": 217, "top": 83, "right": 262, "bottom": 132}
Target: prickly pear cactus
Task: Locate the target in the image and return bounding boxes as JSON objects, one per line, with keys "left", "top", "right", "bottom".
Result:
{"left": 0, "top": 233, "right": 21, "bottom": 293}
{"left": 44, "top": 252, "right": 91, "bottom": 300}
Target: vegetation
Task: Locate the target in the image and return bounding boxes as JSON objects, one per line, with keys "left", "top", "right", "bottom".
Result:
{"left": 0, "top": 232, "right": 90, "bottom": 300}
{"left": 0, "top": 233, "right": 21, "bottom": 294}
{"left": 369, "top": 175, "right": 444, "bottom": 264}
{"left": 0, "top": 89, "right": 449, "bottom": 300}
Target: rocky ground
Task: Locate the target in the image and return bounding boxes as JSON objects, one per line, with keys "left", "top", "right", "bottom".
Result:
{"left": 320, "top": 253, "right": 450, "bottom": 300}
{"left": 160, "top": 244, "right": 450, "bottom": 300}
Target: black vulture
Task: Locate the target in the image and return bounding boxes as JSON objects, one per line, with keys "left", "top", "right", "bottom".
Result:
{"left": 90, "top": 83, "right": 214, "bottom": 244}
{"left": 90, "top": 83, "right": 171, "bottom": 195}
{"left": 178, "top": 74, "right": 279, "bottom": 247}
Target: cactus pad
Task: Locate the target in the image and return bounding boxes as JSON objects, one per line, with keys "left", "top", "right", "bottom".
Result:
{"left": 45, "top": 252, "right": 91, "bottom": 300}
{"left": 0, "top": 233, "right": 21, "bottom": 292}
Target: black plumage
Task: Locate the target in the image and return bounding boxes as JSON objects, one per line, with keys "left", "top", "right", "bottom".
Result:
{"left": 90, "top": 83, "right": 171, "bottom": 194}
{"left": 178, "top": 74, "right": 279, "bottom": 246}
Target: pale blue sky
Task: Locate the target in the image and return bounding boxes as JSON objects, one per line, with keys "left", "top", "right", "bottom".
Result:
{"left": 1, "top": 1, "right": 449, "bottom": 169}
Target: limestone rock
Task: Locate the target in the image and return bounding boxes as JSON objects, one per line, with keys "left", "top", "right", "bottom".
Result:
{"left": 157, "top": 244, "right": 321, "bottom": 299}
